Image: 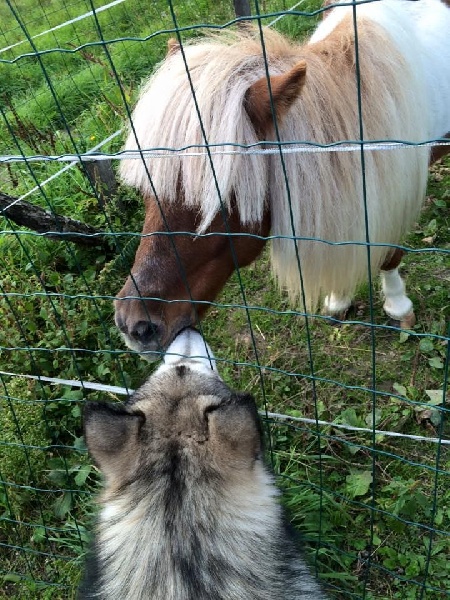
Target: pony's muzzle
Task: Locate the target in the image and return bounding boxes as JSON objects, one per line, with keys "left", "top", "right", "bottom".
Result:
{"left": 114, "top": 296, "right": 164, "bottom": 356}
{"left": 128, "top": 319, "right": 160, "bottom": 344}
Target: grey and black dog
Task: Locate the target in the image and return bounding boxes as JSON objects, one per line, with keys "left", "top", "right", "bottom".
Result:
{"left": 80, "top": 329, "right": 327, "bottom": 600}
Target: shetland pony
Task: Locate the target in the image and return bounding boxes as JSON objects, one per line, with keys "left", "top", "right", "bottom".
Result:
{"left": 80, "top": 329, "right": 328, "bottom": 600}
{"left": 115, "top": 0, "right": 450, "bottom": 356}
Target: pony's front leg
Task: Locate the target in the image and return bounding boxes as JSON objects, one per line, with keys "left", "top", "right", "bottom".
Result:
{"left": 380, "top": 249, "right": 416, "bottom": 329}
{"left": 322, "top": 293, "right": 353, "bottom": 321}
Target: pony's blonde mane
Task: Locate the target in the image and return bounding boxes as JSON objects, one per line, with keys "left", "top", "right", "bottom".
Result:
{"left": 121, "top": 6, "right": 432, "bottom": 309}
{"left": 120, "top": 29, "right": 294, "bottom": 226}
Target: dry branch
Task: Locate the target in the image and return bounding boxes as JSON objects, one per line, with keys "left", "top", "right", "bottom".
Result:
{"left": 0, "top": 191, "right": 107, "bottom": 248}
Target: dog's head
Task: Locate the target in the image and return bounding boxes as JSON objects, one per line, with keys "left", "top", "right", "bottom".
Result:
{"left": 84, "top": 330, "right": 263, "bottom": 497}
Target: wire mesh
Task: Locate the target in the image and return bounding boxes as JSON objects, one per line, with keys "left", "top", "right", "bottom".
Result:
{"left": 0, "top": 0, "right": 449, "bottom": 598}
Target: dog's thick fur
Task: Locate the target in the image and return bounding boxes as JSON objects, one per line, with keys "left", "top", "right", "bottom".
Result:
{"left": 80, "top": 350, "right": 326, "bottom": 599}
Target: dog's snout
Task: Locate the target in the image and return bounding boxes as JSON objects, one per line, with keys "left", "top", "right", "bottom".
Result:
{"left": 164, "top": 328, "right": 218, "bottom": 373}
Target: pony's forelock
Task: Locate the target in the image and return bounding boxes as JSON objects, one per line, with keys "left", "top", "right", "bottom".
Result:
{"left": 120, "top": 32, "right": 292, "bottom": 231}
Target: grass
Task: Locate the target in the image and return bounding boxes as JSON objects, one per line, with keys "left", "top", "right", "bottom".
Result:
{"left": 1, "top": 0, "right": 449, "bottom": 598}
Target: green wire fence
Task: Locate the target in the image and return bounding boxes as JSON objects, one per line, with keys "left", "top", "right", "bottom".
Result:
{"left": 0, "top": 0, "right": 449, "bottom": 598}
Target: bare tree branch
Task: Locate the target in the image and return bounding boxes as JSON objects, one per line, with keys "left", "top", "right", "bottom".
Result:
{"left": 0, "top": 191, "right": 107, "bottom": 248}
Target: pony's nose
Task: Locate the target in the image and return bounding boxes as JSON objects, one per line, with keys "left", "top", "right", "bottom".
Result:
{"left": 115, "top": 287, "right": 165, "bottom": 352}
{"left": 129, "top": 320, "right": 159, "bottom": 344}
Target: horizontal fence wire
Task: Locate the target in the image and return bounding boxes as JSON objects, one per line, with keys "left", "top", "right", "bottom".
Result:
{"left": 2, "top": 369, "right": 449, "bottom": 445}
{"left": 0, "top": 0, "right": 449, "bottom": 598}
{"left": 2, "top": 138, "right": 450, "bottom": 164}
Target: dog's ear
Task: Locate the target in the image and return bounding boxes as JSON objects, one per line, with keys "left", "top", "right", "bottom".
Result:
{"left": 208, "top": 393, "right": 262, "bottom": 468}
{"left": 84, "top": 402, "right": 143, "bottom": 479}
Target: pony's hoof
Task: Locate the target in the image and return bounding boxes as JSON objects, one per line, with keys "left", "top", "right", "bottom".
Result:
{"left": 389, "top": 311, "right": 416, "bottom": 330}
{"left": 322, "top": 295, "right": 352, "bottom": 324}
{"left": 400, "top": 311, "right": 416, "bottom": 330}
{"left": 326, "top": 308, "right": 349, "bottom": 326}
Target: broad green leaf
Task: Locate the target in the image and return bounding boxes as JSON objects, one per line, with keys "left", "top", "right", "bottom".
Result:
{"left": 75, "top": 464, "right": 91, "bottom": 487}
{"left": 393, "top": 383, "right": 407, "bottom": 397}
{"left": 372, "top": 534, "right": 381, "bottom": 546}
{"left": 365, "top": 408, "right": 382, "bottom": 428}
{"left": 54, "top": 492, "right": 72, "bottom": 519}
{"left": 338, "top": 408, "right": 365, "bottom": 428}
{"left": 419, "top": 338, "right": 434, "bottom": 353}
{"left": 424, "top": 218, "right": 437, "bottom": 234}
{"left": 430, "top": 409, "right": 442, "bottom": 428}
{"left": 345, "top": 471, "right": 373, "bottom": 498}
{"left": 428, "top": 356, "right": 444, "bottom": 369}
{"left": 399, "top": 331, "right": 409, "bottom": 343}
{"left": 425, "top": 389, "right": 444, "bottom": 405}
{"left": 31, "top": 526, "right": 47, "bottom": 543}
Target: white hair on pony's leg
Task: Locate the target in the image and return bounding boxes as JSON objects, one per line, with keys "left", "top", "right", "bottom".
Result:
{"left": 323, "top": 293, "right": 352, "bottom": 317}
{"left": 380, "top": 268, "right": 415, "bottom": 328}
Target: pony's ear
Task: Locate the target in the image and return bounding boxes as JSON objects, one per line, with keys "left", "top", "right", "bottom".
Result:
{"left": 84, "top": 402, "right": 143, "bottom": 479}
{"left": 167, "top": 38, "right": 180, "bottom": 56}
{"left": 245, "top": 60, "right": 307, "bottom": 136}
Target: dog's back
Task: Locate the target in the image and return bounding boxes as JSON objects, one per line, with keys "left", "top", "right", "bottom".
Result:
{"left": 80, "top": 331, "right": 326, "bottom": 599}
